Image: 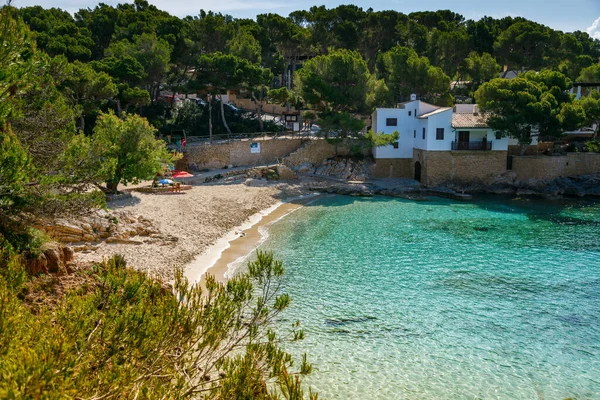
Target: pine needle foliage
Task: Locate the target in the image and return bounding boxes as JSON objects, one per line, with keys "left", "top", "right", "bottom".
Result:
{"left": 0, "top": 251, "right": 316, "bottom": 399}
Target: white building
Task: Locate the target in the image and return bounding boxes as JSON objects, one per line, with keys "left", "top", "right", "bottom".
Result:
{"left": 370, "top": 100, "right": 509, "bottom": 185}
{"left": 372, "top": 101, "right": 508, "bottom": 159}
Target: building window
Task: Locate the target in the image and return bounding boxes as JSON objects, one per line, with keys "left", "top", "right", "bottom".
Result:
{"left": 386, "top": 118, "right": 397, "bottom": 126}
{"left": 495, "top": 132, "right": 501, "bottom": 140}
{"left": 422, "top": 127, "right": 426, "bottom": 139}
{"left": 414, "top": 109, "right": 417, "bottom": 117}
{"left": 436, "top": 128, "right": 444, "bottom": 140}
{"left": 408, "top": 111, "right": 412, "bottom": 116}
{"left": 413, "top": 130, "right": 416, "bottom": 138}
{"left": 393, "top": 142, "right": 399, "bottom": 149}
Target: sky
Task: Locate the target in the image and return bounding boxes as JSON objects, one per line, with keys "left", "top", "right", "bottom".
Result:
{"left": 13, "top": 0, "right": 600, "bottom": 36}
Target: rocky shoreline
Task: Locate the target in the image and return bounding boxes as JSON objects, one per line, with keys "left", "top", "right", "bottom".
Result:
{"left": 302, "top": 173, "right": 600, "bottom": 201}
{"left": 288, "top": 157, "right": 600, "bottom": 200}
{"left": 445, "top": 172, "right": 600, "bottom": 198}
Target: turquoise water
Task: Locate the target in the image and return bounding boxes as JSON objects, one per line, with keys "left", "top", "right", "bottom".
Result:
{"left": 250, "top": 195, "right": 600, "bottom": 399}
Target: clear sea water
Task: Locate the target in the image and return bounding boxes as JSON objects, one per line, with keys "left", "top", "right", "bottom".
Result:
{"left": 250, "top": 195, "right": 600, "bottom": 399}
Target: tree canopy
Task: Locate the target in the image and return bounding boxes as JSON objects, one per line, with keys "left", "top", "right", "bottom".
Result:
{"left": 377, "top": 45, "right": 453, "bottom": 106}
{"left": 86, "top": 111, "right": 174, "bottom": 193}
{"left": 295, "top": 49, "right": 372, "bottom": 114}
{"left": 475, "top": 72, "right": 587, "bottom": 154}
{"left": 11, "top": 2, "right": 599, "bottom": 136}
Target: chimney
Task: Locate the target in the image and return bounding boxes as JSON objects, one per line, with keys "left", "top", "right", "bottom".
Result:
{"left": 410, "top": 93, "right": 417, "bottom": 101}
{"left": 503, "top": 65, "right": 508, "bottom": 73}
{"left": 473, "top": 105, "right": 479, "bottom": 115}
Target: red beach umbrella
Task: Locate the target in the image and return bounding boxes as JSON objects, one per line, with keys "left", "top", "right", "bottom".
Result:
{"left": 172, "top": 170, "right": 194, "bottom": 185}
{"left": 172, "top": 171, "right": 193, "bottom": 179}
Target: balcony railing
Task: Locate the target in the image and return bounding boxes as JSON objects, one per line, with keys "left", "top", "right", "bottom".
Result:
{"left": 451, "top": 141, "right": 492, "bottom": 151}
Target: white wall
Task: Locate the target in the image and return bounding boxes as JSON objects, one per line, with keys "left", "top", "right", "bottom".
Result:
{"left": 424, "top": 110, "right": 453, "bottom": 151}
{"left": 373, "top": 101, "right": 455, "bottom": 158}
{"left": 491, "top": 132, "right": 509, "bottom": 151}
{"left": 417, "top": 101, "right": 438, "bottom": 115}
{"left": 454, "top": 104, "right": 475, "bottom": 113}
{"left": 373, "top": 107, "right": 421, "bottom": 159}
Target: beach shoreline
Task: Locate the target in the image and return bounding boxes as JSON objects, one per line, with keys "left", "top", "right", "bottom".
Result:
{"left": 185, "top": 193, "right": 321, "bottom": 285}
{"left": 74, "top": 179, "right": 311, "bottom": 281}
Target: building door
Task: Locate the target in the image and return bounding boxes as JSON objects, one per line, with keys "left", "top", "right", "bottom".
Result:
{"left": 458, "top": 131, "right": 471, "bottom": 147}
{"left": 414, "top": 161, "right": 422, "bottom": 182}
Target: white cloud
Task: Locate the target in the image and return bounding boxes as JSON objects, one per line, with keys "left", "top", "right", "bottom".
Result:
{"left": 587, "top": 17, "right": 600, "bottom": 39}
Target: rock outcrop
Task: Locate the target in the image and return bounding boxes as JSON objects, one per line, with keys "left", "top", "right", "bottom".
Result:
{"left": 26, "top": 244, "right": 75, "bottom": 276}
{"left": 39, "top": 209, "right": 165, "bottom": 250}
{"left": 293, "top": 157, "right": 372, "bottom": 181}
{"left": 304, "top": 177, "right": 472, "bottom": 200}
{"left": 445, "top": 172, "right": 600, "bottom": 198}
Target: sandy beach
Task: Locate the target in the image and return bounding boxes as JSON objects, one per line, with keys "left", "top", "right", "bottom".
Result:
{"left": 184, "top": 194, "right": 320, "bottom": 285}
{"left": 75, "top": 178, "right": 309, "bottom": 281}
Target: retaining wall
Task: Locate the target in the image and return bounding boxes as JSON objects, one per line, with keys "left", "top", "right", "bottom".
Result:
{"left": 414, "top": 149, "right": 508, "bottom": 187}
{"left": 284, "top": 139, "right": 372, "bottom": 169}
{"left": 369, "top": 159, "right": 412, "bottom": 178}
{"left": 186, "top": 139, "right": 304, "bottom": 169}
{"left": 512, "top": 153, "right": 600, "bottom": 180}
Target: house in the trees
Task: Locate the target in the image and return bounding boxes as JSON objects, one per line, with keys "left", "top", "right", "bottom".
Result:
{"left": 370, "top": 100, "right": 508, "bottom": 186}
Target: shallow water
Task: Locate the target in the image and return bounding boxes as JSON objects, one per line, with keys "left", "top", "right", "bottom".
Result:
{"left": 251, "top": 195, "right": 600, "bottom": 399}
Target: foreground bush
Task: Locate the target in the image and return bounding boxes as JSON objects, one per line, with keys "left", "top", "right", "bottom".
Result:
{"left": 0, "top": 251, "right": 316, "bottom": 399}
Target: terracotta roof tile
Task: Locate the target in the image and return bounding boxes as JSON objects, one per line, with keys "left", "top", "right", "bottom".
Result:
{"left": 452, "top": 113, "right": 489, "bottom": 128}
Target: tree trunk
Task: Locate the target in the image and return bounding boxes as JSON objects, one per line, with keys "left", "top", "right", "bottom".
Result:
{"left": 291, "top": 56, "right": 297, "bottom": 89}
{"left": 519, "top": 142, "right": 529, "bottom": 156}
{"left": 219, "top": 94, "right": 231, "bottom": 135}
{"left": 153, "top": 84, "right": 160, "bottom": 103}
{"left": 283, "top": 57, "right": 291, "bottom": 89}
{"left": 116, "top": 100, "right": 122, "bottom": 118}
{"left": 106, "top": 179, "right": 120, "bottom": 194}
{"left": 79, "top": 114, "right": 85, "bottom": 133}
{"left": 252, "top": 91, "right": 264, "bottom": 132}
{"left": 209, "top": 96, "right": 213, "bottom": 143}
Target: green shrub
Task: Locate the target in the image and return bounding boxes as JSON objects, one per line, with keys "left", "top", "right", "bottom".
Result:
{"left": 584, "top": 140, "right": 600, "bottom": 153}
{"left": 0, "top": 251, "right": 316, "bottom": 399}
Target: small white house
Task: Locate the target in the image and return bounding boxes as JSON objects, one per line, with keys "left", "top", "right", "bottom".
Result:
{"left": 372, "top": 101, "right": 507, "bottom": 158}
{"left": 371, "top": 100, "right": 509, "bottom": 184}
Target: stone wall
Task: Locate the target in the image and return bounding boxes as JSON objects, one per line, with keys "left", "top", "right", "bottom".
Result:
{"left": 512, "top": 153, "right": 600, "bottom": 180}
{"left": 370, "top": 158, "right": 412, "bottom": 178}
{"left": 186, "top": 139, "right": 304, "bottom": 169}
{"left": 284, "top": 139, "right": 371, "bottom": 169}
{"left": 231, "top": 98, "right": 297, "bottom": 115}
{"left": 508, "top": 144, "right": 539, "bottom": 156}
{"left": 414, "top": 149, "right": 508, "bottom": 187}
